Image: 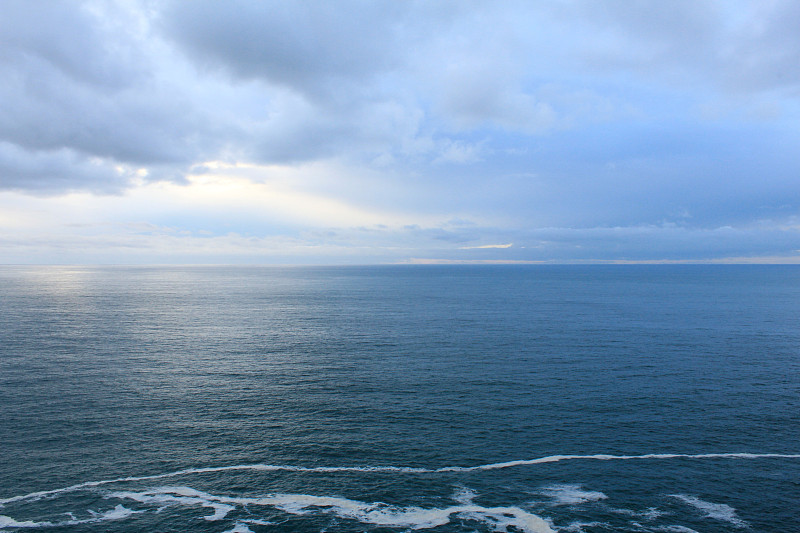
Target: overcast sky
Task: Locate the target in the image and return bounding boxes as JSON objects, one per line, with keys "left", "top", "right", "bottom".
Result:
{"left": 1, "top": 0, "right": 799, "bottom": 264}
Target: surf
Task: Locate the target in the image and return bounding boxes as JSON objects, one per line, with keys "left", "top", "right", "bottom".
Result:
{"left": 3, "top": 452, "right": 798, "bottom": 506}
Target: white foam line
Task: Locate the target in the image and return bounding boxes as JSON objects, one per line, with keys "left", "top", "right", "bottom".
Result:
{"left": 0, "top": 505, "right": 136, "bottom": 529}
{"left": 109, "top": 486, "right": 558, "bottom": 533}
{"left": 2, "top": 453, "right": 798, "bottom": 506}
{"left": 443, "top": 452, "right": 800, "bottom": 472}
{"left": 0, "top": 466, "right": 425, "bottom": 506}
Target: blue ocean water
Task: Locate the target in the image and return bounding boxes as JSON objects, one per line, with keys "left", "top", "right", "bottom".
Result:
{"left": 0, "top": 265, "right": 798, "bottom": 533}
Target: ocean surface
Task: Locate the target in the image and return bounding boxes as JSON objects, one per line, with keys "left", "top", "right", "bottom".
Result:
{"left": 1, "top": 265, "right": 799, "bottom": 533}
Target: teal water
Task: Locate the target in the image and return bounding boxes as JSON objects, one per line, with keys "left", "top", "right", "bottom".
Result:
{"left": 1, "top": 265, "right": 799, "bottom": 532}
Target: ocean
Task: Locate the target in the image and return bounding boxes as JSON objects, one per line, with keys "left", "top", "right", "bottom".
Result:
{"left": 0, "top": 265, "right": 798, "bottom": 533}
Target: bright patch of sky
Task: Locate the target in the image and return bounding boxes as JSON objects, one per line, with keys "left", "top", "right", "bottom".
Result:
{"left": 1, "top": 0, "right": 799, "bottom": 263}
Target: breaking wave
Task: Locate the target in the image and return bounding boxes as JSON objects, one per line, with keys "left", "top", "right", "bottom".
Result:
{"left": 1, "top": 452, "right": 796, "bottom": 531}
{"left": 0, "top": 504, "right": 136, "bottom": 529}
{"left": 107, "top": 486, "right": 557, "bottom": 533}
{"left": 2, "top": 452, "right": 797, "bottom": 507}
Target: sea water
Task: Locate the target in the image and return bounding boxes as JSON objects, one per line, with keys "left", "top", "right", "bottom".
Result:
{"left": 0, "top": 265, "right": 798, "bottom": 532}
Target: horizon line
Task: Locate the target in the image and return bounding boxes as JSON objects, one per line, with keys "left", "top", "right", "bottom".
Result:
{"left": 2, "top": 257, "right": 800, "bottom": 267}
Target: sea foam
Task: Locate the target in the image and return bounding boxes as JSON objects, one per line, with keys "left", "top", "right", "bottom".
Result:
{"left": 0, "top": 505, "right": 136, "bottom": 530}
{"left": 2, "top": 452, "right": 798, "bottom": 507}
{"left": 669, "top": 494, "right": 748, "bottom": 528}
{"left": 106, "top": 485, "right": 557, "bottom": 533}
{"left": 0, "top": 515, "right": 48, "bottom": 529}
{"left": 538, "top": 484, "right": 608, "bottom": 506}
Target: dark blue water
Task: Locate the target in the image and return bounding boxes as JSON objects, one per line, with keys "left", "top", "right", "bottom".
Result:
{"left": 1, "top": 265, "right": 798, "bottom": 532}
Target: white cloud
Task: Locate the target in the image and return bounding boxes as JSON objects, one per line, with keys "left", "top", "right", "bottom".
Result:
{"left": 432, "top": 140, "right": 486, "bottom": 165}
{"left": 460, "top": 243, "right": 513, "bottom": 250}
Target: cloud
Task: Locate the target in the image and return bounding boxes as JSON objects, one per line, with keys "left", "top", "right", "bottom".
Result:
{"left": 0, "top": 142, "right": 134, "bottom": 194}
{"left": 157, "top": 0, "right": 407, "bottom": 96}
{"left": 0, "top": 1, "right": 799, "bottom": 263}
{"left": 0, "top": 1, "right": 143, "bottom": 89}
{"left": 461, "top": 243, "right": 514, "bottom": 250}
{"left": 0, "top": 1, "right": 229, "bottom": 193}
{"left": 555, "top": 0, "right": 800, "bottom": 94}
{"left": 432, "top": 140, "right": 486, "bottom": 165}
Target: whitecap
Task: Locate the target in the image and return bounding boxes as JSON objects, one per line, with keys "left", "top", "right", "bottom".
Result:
{"left": 222, "top": 522, "right": 255, "bottom": 533}
{"left": 0, "top": 514, "right": 50, "bottom": 529}
{"left": 87, "top": 504, "right": 135, "bottom": 521}
{"left": 452, "top": 485, "right": 477, "bottom": 505}
{"left": 559, "top": 521, "right": 610, "bottom": 532}
{"left": 109, "top": 486, "right": 557, "bottom": 533}
{"left": 652, "top": 526, "right": 701, "bottom": 533}
{"left": 241, "top": 518, "right": 274, "bottom": 526}
{"left": 610, "top": 506, "right": 664, "bottom": 520}
{"left": 669, "top": 494, "right": 748, "bottom": 528}
{"left": 538, "top": 484, "right": 607, "bottom": 506}
{"left": 0, "top": 505, "right": 137, "bottom": 530}
{"left": 109, "top": 487, "right": 234, "bottom": 521}
{"left": 641, "top": 507, "right": 665, "bottom": 521}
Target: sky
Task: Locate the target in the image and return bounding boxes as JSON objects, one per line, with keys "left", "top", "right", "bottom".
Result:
{"left": 1, "top": 0, "right": 799, "bottom": 264}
